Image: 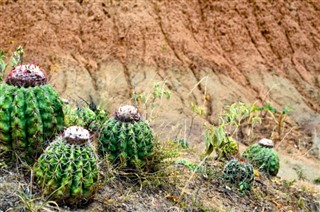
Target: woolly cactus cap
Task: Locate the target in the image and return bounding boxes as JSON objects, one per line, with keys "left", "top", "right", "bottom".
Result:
{"left": 63, "top": 126, "right": 90, "bottom": 145}
{"left": 114, "top": 105, "right": 141, "bottom": 122}
{"left": 5, "top": 64, "right": 47, "bottom": 87}
{"left": 258, "top": 138, "right": 274, "bottom": 148}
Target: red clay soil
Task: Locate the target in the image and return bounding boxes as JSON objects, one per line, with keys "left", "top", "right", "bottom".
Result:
{"left": 0, "top": 0, "right": 319, "bottom": 133}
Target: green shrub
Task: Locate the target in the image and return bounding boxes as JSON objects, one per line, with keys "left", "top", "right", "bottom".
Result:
{"left": 205, "top": 125, "right": 239, "bottom": 159}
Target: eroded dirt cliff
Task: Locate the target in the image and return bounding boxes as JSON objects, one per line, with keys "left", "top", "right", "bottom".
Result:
{"left": 1, "top": 0, "right": 319, "bottom": 124}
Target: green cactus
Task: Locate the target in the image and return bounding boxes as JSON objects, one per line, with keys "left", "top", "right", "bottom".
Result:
{"left": 99, "top": 105, "right": 154, "bottom": 168}
{"left": 0, "top": 64, "right": 64, "bottom": 164}
{"left": 34, "top": 126, "right": 99, "bottom": 204}
{"left": 242, "top": 143, "right": 280, "bottom": 176}
{"left": 64, "top": 103, "right": 107, "bottom": 131}
{"left": 223, "top": 159, "right": 254, "bottom": 191}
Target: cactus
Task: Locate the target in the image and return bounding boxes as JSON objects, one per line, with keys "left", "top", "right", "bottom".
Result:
{"left": 223, "top": 159, "right": 254, "bottom": 191}
{"left": 99, "top": 105, "right": 154, "bottom": 167}
{"left": 64, "top": 104, "right": 96, "bottom": 128}
{"left": 0, "top": 64, "right": 64, "bottom": 164}
{"left": 242, "top": 142, "right": 280, "bottom": 176}
{"left": 64, "top": 103, "right": 107, "bottom": 131}
{"left": 34, "top": 126, "right": 99, "bottom": 204}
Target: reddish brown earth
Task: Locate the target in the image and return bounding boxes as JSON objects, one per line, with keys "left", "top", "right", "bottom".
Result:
{"left": 0, "top": 0, "right": 319, "bottom": 211}
{"left": 0, "top": 0, "right": 319, "bottom": 123}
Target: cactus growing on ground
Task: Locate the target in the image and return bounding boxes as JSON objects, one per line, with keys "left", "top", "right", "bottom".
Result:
{"left": 223, "top": 159, "right": 254, "bottom": 191}
{"left": 0, "top": 64, "right": 64, "bottom": 164}
{"left": 242, "top": 139, "right": 280, "bottom": 176}
{"left": 99, "top": 105, "right": 154, "bottom": 167}
{"left": 34, "top": 126, "right": 99, "bottom": 204}
{"left": 64, "top": 103, "right": 107, "bottom": 131}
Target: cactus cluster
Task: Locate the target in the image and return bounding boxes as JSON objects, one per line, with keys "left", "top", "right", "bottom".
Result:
{"left": 64, "top": 104, "right": 96, "bottom": 128}
{"left": 242, "top": 139, "right": 280, "bottom": 176}
{"left": 223, "top": 159, "right": 254, "bottom": 191}
{"left": 63, "top": 97, "right": 108, "bottom": 132}
{"left": 0, "top": 64, "right": 64, "bottom": 164}
{"left": 34, "top": 126, "right": 99, "bottom": 203}
{"left": 99, "top": 105, "right": 154, "bottom": 167}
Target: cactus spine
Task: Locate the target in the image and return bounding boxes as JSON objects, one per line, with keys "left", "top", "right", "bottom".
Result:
{"left": 34, "top": 126, "right": 99, "bottom": 204}
{"left": 223, "top": 159, "right": 254, "bottom": 191}
{"left": 0, "top": 64, "right": 64, "bottom": 164}
{"left": 242, "top": 139, "right": 280, "bottom": 176}
{"left": 99, "top": 105, "right": 154, "bottom": 167}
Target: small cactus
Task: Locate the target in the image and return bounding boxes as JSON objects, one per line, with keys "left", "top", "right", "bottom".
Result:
{"left": 0, "top": 64, "right": 64, "bottom": 164}
{"left": 34, "top": 126, "right": 99, "bottom": 204}
{"left": 242, "top": 139, "right": 280, "bottom": 176}
{"left": 64, "top": 99, "right": 107, "bottom": 131}
{"left": 223, "top": 159, "right": 254, "bottom": 191}
{"left": 99, "top": 105, "right": 154, "bottom": 167}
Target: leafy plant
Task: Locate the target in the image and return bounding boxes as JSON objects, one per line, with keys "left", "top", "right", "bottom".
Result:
{"left": 0, "top": 45, "right": 25, "bottom": 82}
{"left": 134, "top": 81, "right": 171, "bottom": 120}
{"left": 205, "top": 102, "right": 261, "bottom": 159}
{"left": 258, "top": 102, "right": 294, "bottom": 138}
{"left": 11, "top": 45, "right": 24, "bottom": 68}
{"left": 205, "top": 126, "right": 238, "bottom": 159}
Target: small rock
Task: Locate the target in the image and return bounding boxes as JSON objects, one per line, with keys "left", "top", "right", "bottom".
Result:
{"left": 258, "top": 138, "right": 274, "bottom": 148}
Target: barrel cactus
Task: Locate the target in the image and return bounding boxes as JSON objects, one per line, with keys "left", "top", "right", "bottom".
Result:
{"left": 34, "top": 126, "right": 99, "bottom": 204}
{"left": 223, "top": 159, "right": 254, "bottom": 191}
{"left": 99, "top": 105, "right": 154, "bottom": 167}
{"left": 0, "top": 64, "right": 64, "bottom": 164}
{"left": 242, "top": 139, "right": 280, "bottom": 176}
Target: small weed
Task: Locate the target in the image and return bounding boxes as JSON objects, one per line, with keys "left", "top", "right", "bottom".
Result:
{"left": 15, "top": 191, "right": 60, "bottom": 212}
{"left": 0, "top": 45, "right": 25, "bottom": 82}
{"left": 313, "top": 177, "right": 320, "bottom": 184}
{"left": 282, "top": 179, "right": 296, "bottom": 187}
{"left": 134, "top": 81, "right": 171, "bottom": 120}
{"left": 294, "top": 165, "right": 305, "bottom": 180}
